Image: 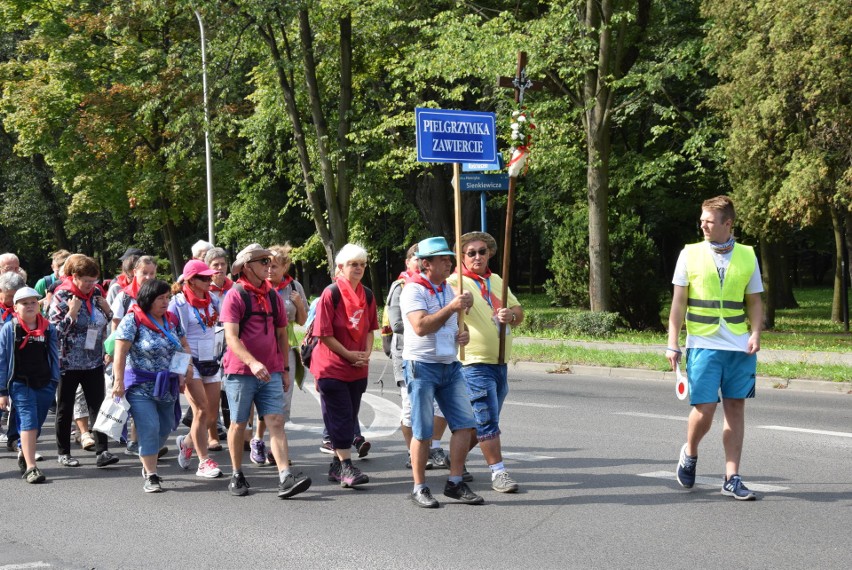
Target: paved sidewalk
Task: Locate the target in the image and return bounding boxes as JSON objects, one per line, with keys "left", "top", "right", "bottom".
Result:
{"left": 510, "top": 337, "right": 851, "bottom": 394}
{"left": 513, "top": 337, "right": 852, "bottom": 366}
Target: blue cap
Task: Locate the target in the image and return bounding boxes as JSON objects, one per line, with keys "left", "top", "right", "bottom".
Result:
{"left": 415, "top": 237, "right": 455, "bottom": 258}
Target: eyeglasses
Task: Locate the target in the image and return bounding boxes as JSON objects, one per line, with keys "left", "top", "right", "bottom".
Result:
{"left": 251, "top": 258, "right": 271, "bottom": 266}
{"left": 465, "top": 248, "right": 488, "bottom": 258}
{"left": 193, "top": 275, "right": 212, "bottom": 282}
{"left": 346, "top": 262, "right": 367, "bottom": 268}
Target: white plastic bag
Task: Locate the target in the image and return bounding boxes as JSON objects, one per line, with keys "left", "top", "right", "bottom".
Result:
{"left": 92, "top": 396, "right": 131, "bottom": 442}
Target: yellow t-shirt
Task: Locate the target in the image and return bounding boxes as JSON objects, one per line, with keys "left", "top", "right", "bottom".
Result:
{"left": 447, "top": 272, "right": 520, "bottom": 365}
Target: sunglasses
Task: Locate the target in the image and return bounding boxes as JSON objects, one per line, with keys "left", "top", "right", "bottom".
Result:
{"left": 465, "top": 248, "right": 488, "bottom": 258}
{"left": 193, "top": 275, "right": 213, "bottom": 282}
{"left": 251, "top": 258, "right": 271, "bottom": 266}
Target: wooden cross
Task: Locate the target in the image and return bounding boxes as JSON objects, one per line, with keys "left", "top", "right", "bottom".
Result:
{"left": 492, "top": 51, "right": 541, "bottom": 363}
{"left": 497, "top": 51, "right": 545, "bottom": 105}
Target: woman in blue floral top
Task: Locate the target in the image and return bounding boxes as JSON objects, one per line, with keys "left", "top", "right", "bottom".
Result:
{"left": 48, "top": 255, "right": 119, "bottom": 469}
{"left": 112, "top": 279, "right": 193, "bottom": 493}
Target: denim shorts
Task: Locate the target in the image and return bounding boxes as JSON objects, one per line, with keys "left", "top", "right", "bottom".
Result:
{"left": 404, "top": 360, "right": 475, "bottom": 441}
{"left": 9, "top": 380, "right": 57, "bottom": 432}
{"left": 126, "top": 381, "right": 177, "bottom": 457}
{"left": 461, "top": 363, "right": 508, "bottom": 441}
{"left": 686, "top": 348, "right": 757, "bottom": 405}
{"left": 223, "top": 372, "right": 285, "bottom": 424}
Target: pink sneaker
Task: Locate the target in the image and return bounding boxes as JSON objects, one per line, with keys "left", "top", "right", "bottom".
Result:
{"left": 196, "top": 458, "right": 222, "bottom": 479}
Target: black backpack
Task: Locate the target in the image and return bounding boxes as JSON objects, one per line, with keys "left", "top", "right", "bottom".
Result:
{"left": 232, "top": 283, "right": 280, "bottom": 337}
{"left": 300, "top": 283, "right": 373, "bottom": 368}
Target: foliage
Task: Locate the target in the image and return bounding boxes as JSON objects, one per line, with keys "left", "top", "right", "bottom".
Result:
{"left": 545, "top": 205, "right": 663, "bottom": 329}
{"left": 704, "top": 0, "right": 852, "bottom": 235}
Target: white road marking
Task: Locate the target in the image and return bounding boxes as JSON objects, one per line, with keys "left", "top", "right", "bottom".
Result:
{"left": 503, "top": 401, "right": 563, "bottom": 409}
{"left": 286, "top": 384, "right": 402, "bottom": 438}
{"left": 467, "top": 448, "right": 555, "bottom": 462}
{"left": 638, "top": 471, "right": 789, "bottom": 492}
{"left": 615, "top": 412, "right": 688, "bottom": 422}
{"left": 0, "top": 563, "right": 52, "bottom": 569}
{"left": 758, "top": 425, "right": 852, "bottom": 439}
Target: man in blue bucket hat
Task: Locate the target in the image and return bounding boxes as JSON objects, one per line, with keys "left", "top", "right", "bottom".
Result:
{"left": 399, "top": 236, "right": 483, "bottom": 508}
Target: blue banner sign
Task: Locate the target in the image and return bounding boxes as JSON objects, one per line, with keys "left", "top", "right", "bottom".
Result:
{"left": 415, "top": 108, "right": 497, "bottom": 163}
{"left": 462, "top": 152, "right": 504, "bottom": 172}
{"left": 453, "top": 173, "right": 510, "bottom": 192}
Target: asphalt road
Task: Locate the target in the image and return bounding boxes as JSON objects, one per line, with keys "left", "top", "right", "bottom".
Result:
{"left": 1, "top": 360, "right": 849, "bottom": 570}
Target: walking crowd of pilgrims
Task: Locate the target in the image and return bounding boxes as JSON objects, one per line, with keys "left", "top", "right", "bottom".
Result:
{"left": 0, "top": 232, "right": 523, "bottom": 507}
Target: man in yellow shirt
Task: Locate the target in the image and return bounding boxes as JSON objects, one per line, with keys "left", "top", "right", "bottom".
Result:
{"left": 448, "top": 232, "right": 523, "bottom": 493}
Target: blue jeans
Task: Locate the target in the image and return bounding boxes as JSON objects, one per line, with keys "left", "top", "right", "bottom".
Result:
{"left": 404, "top": 360, "right": 475, "bottom": 441}
{"left": 9, "top": 380, "right": 57, "bottom": 432}
{"left": 461, "top": 364, "right": 508, "bottom": 441}
{"left": 223, "top": 373, "right": 285, "bottom": 424}
{"left": 126, "top": 382, "right": 177, "bottom": 457}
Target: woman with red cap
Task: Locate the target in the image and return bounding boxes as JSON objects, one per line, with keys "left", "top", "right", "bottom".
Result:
{"left": 168, "top": 260, "right": 223, "bottom": 478}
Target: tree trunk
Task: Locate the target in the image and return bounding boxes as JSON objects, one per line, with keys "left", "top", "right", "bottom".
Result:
{"left": 587, "top": 123, "right": 612, "bottom": 311}
{"left": 583, "top": 0, "right": 613, "bottom": 312}
{"left": 161, "top": 217, "right": 182, "bottom": 280}
{"left": 32, "top": 154, "right": 70, "bottom": 250}
{"left": 760, "top": 236, "right": 799, "bottom": 329}
{"left": 831, "top": 207, "right": 843, "bottom": 322}
{"left": 759, "top": 239, "right": 776, "bottom": 329}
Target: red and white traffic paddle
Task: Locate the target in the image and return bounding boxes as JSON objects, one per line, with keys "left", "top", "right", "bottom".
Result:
{"left": 675, "top": 363, "right": 689, "bottom": 401}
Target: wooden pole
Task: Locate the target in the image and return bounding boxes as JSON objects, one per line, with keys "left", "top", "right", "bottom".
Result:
{"left": 453, "top": 162, "right": 465, "bottom": 360}
{"left": 496, "top": 51, "right": 527, "bottom": 364}
{"left": 498, "top": 174, "right": 517, "bottom": 363}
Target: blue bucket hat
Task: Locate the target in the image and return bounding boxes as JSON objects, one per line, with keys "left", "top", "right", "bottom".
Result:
{"left": 415, "top": 237, "right": 455, "bottom": 258}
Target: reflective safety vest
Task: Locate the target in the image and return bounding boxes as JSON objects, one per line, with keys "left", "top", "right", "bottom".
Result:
{"left": 684, "top": 242, "right": 755, "bottom": 336}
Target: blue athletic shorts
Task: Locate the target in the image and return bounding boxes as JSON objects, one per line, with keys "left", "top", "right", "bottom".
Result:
{"left": 686, "top": 348, "right": 756, "bottom": 405}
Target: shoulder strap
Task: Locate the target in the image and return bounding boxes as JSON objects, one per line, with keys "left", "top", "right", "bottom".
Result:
{"left": 326, "top": 282, "right": 373, "bottom": 307}
{"left": 122, "top": 293, "right": 133, "bottom": 313}
{"left": 234, "top": 283, "right": 280, "bottom": 337}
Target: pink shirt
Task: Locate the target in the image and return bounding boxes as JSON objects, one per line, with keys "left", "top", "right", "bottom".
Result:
{"left": 221, "top": 287, "right": 288, "bottom": 375}
{"left": 308, "top": 286, "right": 378, "bottom": 382}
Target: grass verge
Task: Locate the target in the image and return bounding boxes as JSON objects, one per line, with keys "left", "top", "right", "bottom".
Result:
{"left": 510, "top": 344, "right": 851, "bottom": 383}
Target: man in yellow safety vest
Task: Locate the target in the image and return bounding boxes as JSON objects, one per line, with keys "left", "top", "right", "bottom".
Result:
{"left": 666, "top": 195, "right": 764, "bottom": 501}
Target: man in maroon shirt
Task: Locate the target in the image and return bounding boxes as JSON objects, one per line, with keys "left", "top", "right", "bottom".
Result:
{"left": 221, "top": 243, "right": 311, "bottom": 498}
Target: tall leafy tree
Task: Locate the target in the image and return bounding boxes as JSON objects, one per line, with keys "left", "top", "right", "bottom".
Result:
{"left": 704, "top": 0, "right": 852, "bottom": 322}
{"left": 0, "top": 1, "right": 228, "bottom": 273}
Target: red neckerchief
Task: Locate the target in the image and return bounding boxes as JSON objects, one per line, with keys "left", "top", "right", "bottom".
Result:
{"left": 116, "top": 274, "right": 131, "bottom": 288}
{"left": 397, "top": 268, "right": 418, "bottom": 282}
{"left": 237, "top": 277, "right": 271, "bottom": 313}
{"left": 271, "top": 275, "right": 294, "bottom": 293}
{"left": 17, "top": 314, "right": 49, "bottom": 349}
{"left": 122, "top": 277, "right": 142, "bottom": 299}
{"left": 409, "top": 273, "right": 444, "bottom": 294}
{"left": 211, "top": 277, "right": 233, "bottom": 294}
{"left": 129, "top": 304, "right": 179, "bottom": 335}
{"left": 56, "top": 279, "right": 96, "bottom": 315}
{"left": 335, "top": 276, "right": 369, "bottom": 342}
{"left": 0, "top": 302, "right": 13, "bottom": 323}
{"left": 462, "top": 265, "right": 501, "bottom": 310}
{"left": 182, "top": 284, "right": 217, "bottom": 327}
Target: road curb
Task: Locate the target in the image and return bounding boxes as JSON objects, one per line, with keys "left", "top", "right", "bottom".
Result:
{"left": 507, "top": 361, "right": 852, "bottom": 395}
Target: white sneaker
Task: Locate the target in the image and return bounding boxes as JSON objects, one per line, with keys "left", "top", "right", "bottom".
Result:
{"left": 176, "top": 435, "right": 192, "bottom": 470}
{"left": 196, "top": 458, "right": 222, "bottom": 479}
